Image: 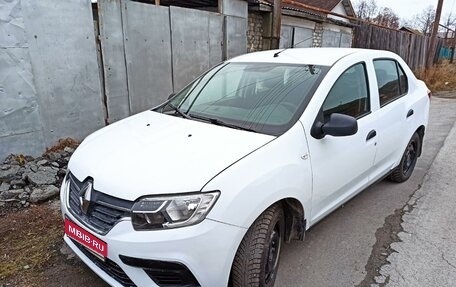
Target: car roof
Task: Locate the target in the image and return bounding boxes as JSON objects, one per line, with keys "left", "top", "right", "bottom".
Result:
{"left": 228, "top": 48, "right": 389, "bottom": 66}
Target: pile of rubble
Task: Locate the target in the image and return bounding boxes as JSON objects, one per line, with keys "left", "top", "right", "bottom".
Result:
{"left": 0, "top": 142, "right": 77, "bottom": 210}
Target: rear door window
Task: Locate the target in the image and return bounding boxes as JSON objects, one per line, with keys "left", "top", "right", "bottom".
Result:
{"left": 374, "top": 59, "right": 408, "bottom": 107}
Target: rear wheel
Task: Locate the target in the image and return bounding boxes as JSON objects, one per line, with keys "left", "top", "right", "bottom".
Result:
{"left": 230, "top": 203, "right": 285, "bottom": 287}
{"left": 389, "top": 132, "right": 421, "bottom": 183}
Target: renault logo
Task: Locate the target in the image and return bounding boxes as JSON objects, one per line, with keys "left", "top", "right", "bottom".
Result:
{"left": 79, "top": 180, "right": 93, "bottom": 215}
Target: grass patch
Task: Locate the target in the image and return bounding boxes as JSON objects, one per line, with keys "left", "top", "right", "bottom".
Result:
{"left": 415, "top": 61, "right": 456, "bottom": 92}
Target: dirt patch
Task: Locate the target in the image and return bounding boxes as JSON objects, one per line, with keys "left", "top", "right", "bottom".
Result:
{"left": 0, "top": 202, "right": 106, "bottom": 287}
{"left": 1, "top": 139, "right": 107, "bottom": 287}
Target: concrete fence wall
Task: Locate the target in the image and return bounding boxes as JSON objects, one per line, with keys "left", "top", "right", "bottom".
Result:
{"left": 0, "top": 0, "right": 248, "bottom": 159}
{"left": 99, "top": 0, "right": 247, "bottom": 121}
{"left": 0, "top": 0, "right": 105, "bottom": 159}
{"left": 0, "top": 0, "right": 43, "bottom": 156}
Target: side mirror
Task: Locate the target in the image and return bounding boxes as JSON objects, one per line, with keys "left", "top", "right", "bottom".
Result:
{"left": 167, "top": 93, "right": 175, "bottom": 100}
{"left": 312, "top": 113, "right": 358, "bottom": 139}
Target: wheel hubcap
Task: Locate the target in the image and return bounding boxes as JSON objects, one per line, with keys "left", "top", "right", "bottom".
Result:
{"left": 403, "top": 141, "right": 417, "bottom": 175}
{"left": 265, "top": 223, "right": 281, "bottom": 284}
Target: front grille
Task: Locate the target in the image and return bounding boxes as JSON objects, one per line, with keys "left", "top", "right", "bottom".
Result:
{"left": 71, "top": 239, "right": 137, "bottom": 287}
{"left": 120, "top": 255, "right": 201, "bottom": 287}
{"left": 67, "top": 173, "right": 134, "bottom": 234}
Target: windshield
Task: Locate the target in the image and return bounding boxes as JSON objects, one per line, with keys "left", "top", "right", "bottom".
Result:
{"left": 156, "top": 62, "right": 328, "bottom": 136}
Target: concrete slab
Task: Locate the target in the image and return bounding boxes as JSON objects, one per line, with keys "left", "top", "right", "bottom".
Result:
{"left": 22, "top": 0, "right": 105, "bottom": 147}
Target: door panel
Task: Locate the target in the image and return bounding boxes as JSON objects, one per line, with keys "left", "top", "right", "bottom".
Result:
{"left": 306, "top": 62, "right": 377, "bottom": 223}
{"left": 307, "top": 116, "right": 377, "bottom": 223}
{"left": 370, "top": 59, "right": 410, "bottom": 181}
{"left": 369, "top": 97, "right": 408, "bottom": 180}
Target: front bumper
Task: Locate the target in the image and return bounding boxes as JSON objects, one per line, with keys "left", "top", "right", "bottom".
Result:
{"left": 61, "top": 186, "right": 246, "bottom": 287}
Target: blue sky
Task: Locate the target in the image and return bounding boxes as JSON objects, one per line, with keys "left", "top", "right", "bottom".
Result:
{"left": 373, "top": 0, "right": 456, "bottom": 21}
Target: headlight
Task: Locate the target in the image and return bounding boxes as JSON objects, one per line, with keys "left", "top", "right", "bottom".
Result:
{"left": 131, "top": 191, "right": 220, "bottom": 230}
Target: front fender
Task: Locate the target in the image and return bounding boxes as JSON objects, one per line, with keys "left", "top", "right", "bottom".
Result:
{"left": 203, "top": 122, "right": 312, "bottom": 230}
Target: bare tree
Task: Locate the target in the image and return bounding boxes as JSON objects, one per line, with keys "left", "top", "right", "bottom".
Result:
{"left": 373, "top": 7, "right": 400, "bottom": 29}
{"left": 411, "top": 6, "right": 436, "bottom": 35}
{"left": 444, "top": 13, "right": 456, "bottom": 28}
{"left": 354, "top": 0, "right": 378, "bottom": 21}
{"left": 443, "top": 13, "right": 456, "bottom": 38}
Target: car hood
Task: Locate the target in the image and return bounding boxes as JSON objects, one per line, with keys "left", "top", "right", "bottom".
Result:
{"left": 69, "top": 111, "right": 274, "bottom": 201}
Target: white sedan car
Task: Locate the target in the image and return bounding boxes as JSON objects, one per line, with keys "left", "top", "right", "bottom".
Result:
{"left": 61, "top": 48, "right": 430, "bottom": 287}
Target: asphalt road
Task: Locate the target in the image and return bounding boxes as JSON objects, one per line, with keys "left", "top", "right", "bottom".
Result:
{"left": 276, "top": 96, "right": 456, "bottom": 287}
{"left": 376, "top": 104, "right": 456, "bottom": 286}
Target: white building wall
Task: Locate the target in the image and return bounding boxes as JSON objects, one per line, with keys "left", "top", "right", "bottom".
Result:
{"left": 328, "top": 1, "right": 350, "bottom": 23}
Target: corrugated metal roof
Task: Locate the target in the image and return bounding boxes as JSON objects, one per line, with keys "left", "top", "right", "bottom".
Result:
{"left": 293, "top": 0, "right": 341, "bottom": 11}
{"left": 96, "top": 0, "right": 219, "bottom": 8}
{"left": 258, "top": 0, "right": 342, "bottom": 12}
{"left": 158, "top": 0, "right": 218, "bottom": 8}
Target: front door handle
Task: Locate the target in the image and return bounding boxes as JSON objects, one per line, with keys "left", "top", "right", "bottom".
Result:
{"left": 366, "top": 130, "right": 377, "bottom": 141}
{"left": 407, "top": 109, "right": 414, "bottom": 118}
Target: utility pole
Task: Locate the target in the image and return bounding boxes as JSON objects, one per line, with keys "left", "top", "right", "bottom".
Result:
{"left": 426, "top": 0, "right": 444, "bottom": 70}
{"left": 271, "top": 0, "right": 282, "bottom": 49}
{"left": 452, "top": 27, "right": 456, "bottom": 63}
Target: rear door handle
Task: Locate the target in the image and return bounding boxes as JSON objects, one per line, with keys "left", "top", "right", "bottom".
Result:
{"left": 366, "top": 130, "right": 377, "bottom": 141}
{"left": 407, "top": 109, "right": 414, "bottom": 118}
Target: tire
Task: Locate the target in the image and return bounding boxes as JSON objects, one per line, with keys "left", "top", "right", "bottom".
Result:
{"left": 389, "top": 132, "right": 421, "bottom": 183}
{"left": 230, "top": 203, "right": 285, "bottom": 287}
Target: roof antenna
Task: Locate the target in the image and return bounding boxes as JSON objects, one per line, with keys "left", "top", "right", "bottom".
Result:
{"left": 273, "top": 36, "right": 314, "bottom": 57}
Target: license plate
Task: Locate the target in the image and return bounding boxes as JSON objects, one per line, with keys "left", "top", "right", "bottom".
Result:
{"left": 65, "top": 219, "right": 108, "bottom": 258}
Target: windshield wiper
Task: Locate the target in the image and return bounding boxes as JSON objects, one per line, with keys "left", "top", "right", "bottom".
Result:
{"left": 164, "top": 102, "right": 191, "bottom": 119}
{"left": 188, "top": 114, "right": 257, "bottom": 133}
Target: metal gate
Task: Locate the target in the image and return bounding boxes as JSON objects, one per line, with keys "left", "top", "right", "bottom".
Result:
{"left": 98, "top": 0, "right": 245, "bottom": 119}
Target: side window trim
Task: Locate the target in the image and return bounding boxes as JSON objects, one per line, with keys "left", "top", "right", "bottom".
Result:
{"left": 322, "top": 61, "right": 371, "bottom": 120}
{"left": 395, "top": 61, "right": 408, "bottom": 97}
{"left": 356, "top": 62, "right": 371, "bottom": 119}
{"left": 354, "top": 62, "right": 371, "bottom": 119}
{"left": 373, "top": 58, "right": 408, "bottom": 108}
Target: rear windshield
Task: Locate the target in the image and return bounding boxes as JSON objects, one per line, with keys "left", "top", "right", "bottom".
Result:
{"left": 157, "top": 62, "right": 328, "bottom": 136}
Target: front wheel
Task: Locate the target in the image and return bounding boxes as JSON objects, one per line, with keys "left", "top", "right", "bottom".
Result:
{"left": 389, "top": 132, "right": 421, "bottom": 183}
{"left": 230, "top": 203, "right": 285, "bottom": 287}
